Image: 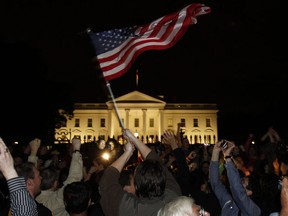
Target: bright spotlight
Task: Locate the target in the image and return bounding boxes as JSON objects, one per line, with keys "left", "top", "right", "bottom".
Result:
{"left": 102, "top": 152, "right": 110, "bottom": 160}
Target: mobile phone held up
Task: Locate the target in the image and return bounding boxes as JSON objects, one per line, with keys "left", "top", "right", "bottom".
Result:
{"left": 220, "top": 140, "right": 228, "bottom": 149}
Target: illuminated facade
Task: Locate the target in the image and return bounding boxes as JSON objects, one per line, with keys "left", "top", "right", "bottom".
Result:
{"left": 54, "top": 90, "right": 219, "bottom": 144}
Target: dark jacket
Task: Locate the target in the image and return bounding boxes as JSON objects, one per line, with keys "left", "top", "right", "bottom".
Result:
{"left": 99, "top": 151, "right": 181, "bottom": 216}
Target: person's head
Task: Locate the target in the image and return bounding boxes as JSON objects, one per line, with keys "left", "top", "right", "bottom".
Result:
{"left": 200, "top": 161, "right": 210, "bottom": 176}
{"left": 188, "top": 161, "right": 198, "bottom": 172}
{"left": 57, "top": 155, "right": 67, "bottom": 170}
{"left": 107, "top": 138, "right": 118, "bottom": 151}
{"left": 13, "top": 155, "right": 24, "bottom": 166}
{"left": 248, "top": 145, "right": 257, "bottom": 157}
{"left": 109, "top": 142, "right": 115, "bottom": 150}
{"left": 15, "top": 162, "right": 41, "bottom": 197}
{"left": 40, "top": 167, "right": 59, "bottom": 191}
{"left": 119, "top": 169, "right": 135, "bottom": 194}
{"left": 231, "top": 144, "right": 241, "bottom": 156}
{"left": 39, "top": 145, "right": 48, "bottom": 155}
{"left": 234, "top": 155, "right": 245, "bottom": 169}
{"left": 182, "top": 137, "right": 190, "bottom": 150}
{"left": 134, "top": 159, "right": 166, "bottom": 199}
{"left": 64, "top": 181, "right": 91, "bottom": 215}
{"left": 157, "top": 196, "right": 210, "bottom": 216}
{"left": 98, "top": 139, "right": 106, "bottom": 150}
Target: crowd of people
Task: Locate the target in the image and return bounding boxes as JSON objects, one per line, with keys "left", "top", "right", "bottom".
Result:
{"left": 0, "top": 124, "right": 288, "bottom": 216}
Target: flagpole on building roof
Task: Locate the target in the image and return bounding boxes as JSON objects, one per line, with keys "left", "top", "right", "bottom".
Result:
{"left": 106, "top": 81, "right": 125, "bottom": 130}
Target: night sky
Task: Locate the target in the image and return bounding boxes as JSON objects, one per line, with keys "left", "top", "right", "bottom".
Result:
{"left": 1, "top": 0, "right": 287, "bottom": 144}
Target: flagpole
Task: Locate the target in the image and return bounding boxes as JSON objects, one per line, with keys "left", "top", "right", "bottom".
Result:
{"left": 106, "top": 81, "right": 125, "bottom": 130}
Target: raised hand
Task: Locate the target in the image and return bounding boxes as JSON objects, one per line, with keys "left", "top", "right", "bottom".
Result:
{"left": 122, "top": 128, "right": 137, "bottom": 143}
{"left": 221, "top": 140, "right": 235, "bottom": 157}
{"left": 162, "top": 129, "right": 179, "bottom": 150}
{"left": 122, "top": 128, "right": 151, "bottom": 160}
{"left": 0, "top": 137, "right": 18, "bottom": 180}
{"left": 72, "top": 137, "right": 81, "bottom": 151}
{"left": 29, "top": 138, "right": 41, "bottom": 155}
{"left": 212, "top": 140, "right": 222, "bottom": 152}
{"left": 211, "top": 140, "right": 223, "bottom": 161}
{"left": 124, "top": 141, "right": 135, "bottom": 156}
{"left": 187, "top": 151, "right": 197, "bottom": 162}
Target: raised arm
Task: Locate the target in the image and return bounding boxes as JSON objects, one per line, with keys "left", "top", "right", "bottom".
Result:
{"left": 222, "top": 141, "right": 261, "bottom": 216}
{"left": 163, "top": 129, "right": 191, "bottom": 195}
{"left": 99, "top": 138, "right": 135, "bottom": 216}
{"left": 28, "top": 138, "right": 41, "bottom": 167}
{"left": 209, "top": 140, "right": 236, "bottom": 209}
{"left": 162, "top": 129, "right": 179, "bottom": 151}
{"left": 268, "top": 127, "right": 281, "bottom": 143}
{"left": 64, "top": 137, "right": 83, "bottom": 183}
{"left": 123, "top": 128, "right": 151, "bottom": 160}
{"left": 0, "top": 137, "right": 37, "bottom": 216}
{"left": 261, "top": 127, "right": 281, "bottom": 143}
{"left": 0, "top": 138, "right": 18, "bottom": 180}
{"left": 110, "top": 141, "right": 135, "bottom": 172}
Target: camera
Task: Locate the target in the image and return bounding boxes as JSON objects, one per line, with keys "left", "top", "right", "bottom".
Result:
{"left": 220, "top": 140, "right": 228, "bottom": 149}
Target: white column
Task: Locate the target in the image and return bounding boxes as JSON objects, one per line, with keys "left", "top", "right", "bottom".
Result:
{"left": 125, "top": 109, "right": 130, "bottom": 128}
{"left": 159, "top": 109, "right": 164, "bottom": 141}
{"left": 142, "top": 109, "right": 147, "bottom": 139}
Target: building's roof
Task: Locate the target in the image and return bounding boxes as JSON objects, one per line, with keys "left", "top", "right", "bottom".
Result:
{"left": 74, "top": 90, "right": 217, "bottom": 110}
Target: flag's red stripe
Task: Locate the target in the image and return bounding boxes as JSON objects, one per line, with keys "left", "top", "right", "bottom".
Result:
{"left": 99, "top": 10, "right": 188, "bottom": 74}
{"left": 97, "top": 4, "right": 189, "bottom": 63}
{"left": 93, "top": 3, "right": 211, "bottom": 81}
{"left": 98, "top": 8, "right": 184, "bottom": 66}
{"left": 101, "top": 24, "right": 197, "bottom": 79}
{"left": 99, "top": 20, "right": 178, "bottom": 67}
{"left": 98, "top": 16, "right": 177, "bottom": 63}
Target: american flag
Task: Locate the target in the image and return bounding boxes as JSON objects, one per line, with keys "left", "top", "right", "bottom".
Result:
{"left": 89, "top": 3, "right": 211, "bottom": 81}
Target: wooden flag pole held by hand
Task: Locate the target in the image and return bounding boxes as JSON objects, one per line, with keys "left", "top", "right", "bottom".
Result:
{"left": 106, "top": 81, "right": 124, "bottom": 130}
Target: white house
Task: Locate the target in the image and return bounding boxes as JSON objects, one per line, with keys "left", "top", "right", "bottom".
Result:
{"left": 54, "top": 90, "right": 219, "bottom": 144}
